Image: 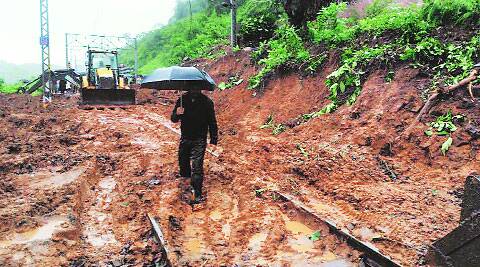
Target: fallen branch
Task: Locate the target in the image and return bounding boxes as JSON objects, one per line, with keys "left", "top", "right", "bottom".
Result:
{"left": 415, "top": 70, "right": 478, "bottom": 122}
{"left": 399, "top": 70, "right": 478, "bottom": 140}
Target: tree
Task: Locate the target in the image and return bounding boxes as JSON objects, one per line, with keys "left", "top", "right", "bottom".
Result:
{"left": 279, "top": 0, "right": 335, "bottom": 28}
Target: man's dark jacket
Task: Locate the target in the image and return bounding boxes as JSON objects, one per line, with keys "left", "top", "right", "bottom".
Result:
{"left": 171, "top": 93, "right": 218, "bottom": 144}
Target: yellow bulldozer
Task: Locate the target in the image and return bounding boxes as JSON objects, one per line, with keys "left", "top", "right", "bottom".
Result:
{"left": 80, "top": 49, "right": 136, "bottom": 106}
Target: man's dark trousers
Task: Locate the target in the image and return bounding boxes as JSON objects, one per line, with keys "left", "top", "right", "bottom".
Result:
{"left": 179, "top": 138, "right": 207, "bottom": 198}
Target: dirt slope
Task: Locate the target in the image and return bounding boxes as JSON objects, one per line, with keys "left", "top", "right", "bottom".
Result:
{"left": 0, "top": 50, "right": 479, "bottom": 266}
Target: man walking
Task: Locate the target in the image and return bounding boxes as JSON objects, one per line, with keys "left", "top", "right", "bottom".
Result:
{"left": 171, "top": 89, "right": 218, "bottom": 204}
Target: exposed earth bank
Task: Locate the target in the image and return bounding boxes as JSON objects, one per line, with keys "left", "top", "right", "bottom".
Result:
{"left": 0, "top": 50, "right": 479, "bottom": 266}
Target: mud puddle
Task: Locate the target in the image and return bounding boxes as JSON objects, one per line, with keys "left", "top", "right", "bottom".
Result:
{"left": 0, "top": 216, "right": 69, "bottom": 247}
{"left": 16, "top": 167, "right": 85, "bottom": 189}
{"left": 84, "top": 176, "right": 119, "bottom": 248}
{"left": 0, "top": 215, "right": 74, "bottom": 266}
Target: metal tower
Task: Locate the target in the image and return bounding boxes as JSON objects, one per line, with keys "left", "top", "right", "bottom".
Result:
{"left": 40, "top": 0, "right": 52, "bottom": 103}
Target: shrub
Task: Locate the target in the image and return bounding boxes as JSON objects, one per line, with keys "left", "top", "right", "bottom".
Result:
{"left": 308, "top": 3, "right": 357, "bottom": 46}
{"left": 423, "top": 0, "right": 480, "bottom": 26}
{"left": 248, "top": 24, "right": 310, "bottom": 89}
{"left": 326, "top": 45, "right": 392, "bottom": 107}
{"left": 238, "top": 0, "right": 285, "bottom": 46}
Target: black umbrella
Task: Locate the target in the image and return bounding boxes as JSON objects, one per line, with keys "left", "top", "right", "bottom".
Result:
{"left": 141, "top": 66, "right": 216, "bottom": 91}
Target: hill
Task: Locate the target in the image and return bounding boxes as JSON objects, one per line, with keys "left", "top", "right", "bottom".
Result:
{"left": 119, "top": 0, "right": 282, "bottom": 74}
{"left": 0, "top": 61, "right": 42, "bottom": 84}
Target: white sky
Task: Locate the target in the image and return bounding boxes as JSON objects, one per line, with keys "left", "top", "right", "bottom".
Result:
{"left": 0, "top": 0, "right": 176, "bottom": 66}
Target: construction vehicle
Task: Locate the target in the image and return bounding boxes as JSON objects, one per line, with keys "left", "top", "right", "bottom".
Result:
{"left": 18, "top": 69, "right": 82, "bottom": 95}
{"left": 427, "top": 173, "right": 480, "bottom": 266}
{"left": 80, "top": 49, "right": 136, "bottom": 106}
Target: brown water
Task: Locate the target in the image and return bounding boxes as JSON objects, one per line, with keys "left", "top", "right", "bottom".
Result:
{"left": 0, "top": 216, "right": 68, "bottom": 247}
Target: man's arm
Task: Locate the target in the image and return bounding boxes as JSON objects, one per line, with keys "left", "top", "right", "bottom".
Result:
{"left": 208, "top": 100, "right": 218, "bottom": 145}
{"left": 171, "top": 98, "right": 182, "bottom": 123}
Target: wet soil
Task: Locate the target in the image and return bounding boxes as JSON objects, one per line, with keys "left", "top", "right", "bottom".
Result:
{"left": 1, "top": 51, "right": 479, "bottom": 266}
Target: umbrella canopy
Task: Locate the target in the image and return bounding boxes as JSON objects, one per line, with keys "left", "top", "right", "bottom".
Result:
{"left": 141, "top": 66, "right": 216, "bottom": 91}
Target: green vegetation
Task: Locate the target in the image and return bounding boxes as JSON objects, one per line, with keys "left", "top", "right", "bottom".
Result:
{"left": 260, "top": 114, "right": 286, "bottom": 135}
{"left": 325, "top": 45, "right": 392, "bottom": 109}
{"left": 422, "top": 0, "right": 480, "bottom": 26}
{"left": 238, "top": 0, "right": 284, "bottom": 46}
{"left": 0, "top": 78, "right": 21, "bottom": 94}
{"left": 218, "top": 75, "right": 243, "bottom": 90}
{"left": 401, "top": 35, "right": 480, "bottom": 85}
{"left": 303, "top": 0, "right": 480, "bottom": 116}
{"left": 248, "top": 24, "right": 312, "bottom": 89}
{"left": 424, "top": 110, "right": 465, "bottom": 155}
{"left": 296, "top": 144, "right": 309, "bottom": 158}
{"left": 121, "top": 12, "right": 230, "bottom": 74}
{"left": 120, "top": 0, "right": 282, "bottom": 75}
{"left": 309, "top": 231, "right": 321, "bottom": 241}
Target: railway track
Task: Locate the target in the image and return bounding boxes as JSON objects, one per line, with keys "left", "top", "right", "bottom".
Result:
{"left": 147, "top": 113, "right": 403, "bottom": 266}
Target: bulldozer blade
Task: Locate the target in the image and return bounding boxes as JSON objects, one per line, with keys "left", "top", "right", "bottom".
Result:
{"left": 427, "top": 173, "right": 480, "bottom": 266}
{"left": 461, "top": 173, "right": 480, "bottom": 221}
{"left": 80, "top": 88, "right": 136, "bottom": 106}
{"left": 428, "top": 213, "right": 480, "bottom": 266}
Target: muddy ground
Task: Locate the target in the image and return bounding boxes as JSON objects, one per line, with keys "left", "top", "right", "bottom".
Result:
{"left": 0, "top": 51, "right": 479, "bottom": 266}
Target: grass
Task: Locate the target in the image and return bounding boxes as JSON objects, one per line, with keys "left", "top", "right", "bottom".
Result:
{"left": 0, "top": 78, "right": 21, "bottom": 94}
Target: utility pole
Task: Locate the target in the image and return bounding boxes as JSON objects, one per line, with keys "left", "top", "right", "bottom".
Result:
{"left": 40, "top": 0, "right": 52, "bottom": 103}
{"left": 230, "top": 0, "right": 237, "bottom": 48}
{"left": 134, "top": 38, "right": 138, "bottom": 80}
{"left": 223, "top": 0, "right": 237, "bottom": 48}
{"left": 65, "top": 33, "right": 70, "bottom": 69}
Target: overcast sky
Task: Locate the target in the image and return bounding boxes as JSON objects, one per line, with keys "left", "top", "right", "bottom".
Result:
{"left": 0, "top": 0, "right": 176, "bottom": 66}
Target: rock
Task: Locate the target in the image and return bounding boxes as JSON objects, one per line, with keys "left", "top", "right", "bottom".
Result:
{"left": 466, "top": 124, "right": 480, "bottom": 140}
{"left": 7, "top": 143, "right": 21, "bottom": 154}
{"left": 120, "top": 242, "right": 132, "bottom": 255}
{"left": 111, "top": 259, "right": 123, "bottom": 267}
{"left": 80, "top": 134, "right": 95, "bottom": 140}
{"left": 148, "top": 179, "right": 161, "bottom": 186}
{"left": 169, "top": 215, "right": 182, "bottom": 231}
{"left": 379, "top": 143, "right": 394, "bottom": 157}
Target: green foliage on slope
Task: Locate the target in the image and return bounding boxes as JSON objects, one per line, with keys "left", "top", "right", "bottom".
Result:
{"left": 304, "top": 0, "right": 480, "bottom": 115}
{"left": 120, "top": 0, "right": 283, "bottom": 75}
{"left": 121, "top": 12, "right": 230, "bottom": 74}
{"left": 124, "top": 0, "right": 480, "bottom": 125}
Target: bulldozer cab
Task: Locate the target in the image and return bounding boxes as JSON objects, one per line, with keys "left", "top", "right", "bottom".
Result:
{"left": 80, "top": 50, "right": 136, "bottom": 106}
{"left": 87, "top": 50, "right": 119, "bottom": 89}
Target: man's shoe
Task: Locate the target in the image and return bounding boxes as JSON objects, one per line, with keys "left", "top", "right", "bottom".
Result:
{"left": 190, "top": 195, "right": 207, "bottom": 211}
{"left": 190, "top": 195, "right": 206, "bottom": 205}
